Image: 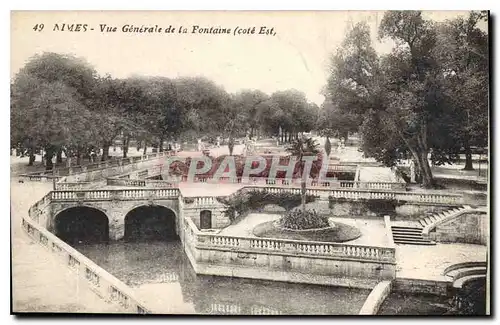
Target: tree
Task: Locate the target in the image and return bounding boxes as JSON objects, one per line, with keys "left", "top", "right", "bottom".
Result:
{"left": 376, "top": 11, "right": 447, "bottom": 187}
{"left": 434, "top": 11, "right": 488, "bottom": 170}
{"left": 232, "top": 90, "right": 269, "bottom": 139}
{"left": 174, "top": 76, "right": 230, "bottom": 139}
{"left": 11, "top": 72, "right": 94, "bottom": 169}
{"left": 11, "top": 52, "right": 99, "bottom": 167}
{"left": 326, "top": 13, "right": 466, "bottom": 188}
{"left": 264, "top": 90, "right": 317, "bottom": 143}
{"left": 286, "top": 136, "right": 320, "bottom": 212}
{"left": 317, "top": 98, "right": 360, "bottom": 143}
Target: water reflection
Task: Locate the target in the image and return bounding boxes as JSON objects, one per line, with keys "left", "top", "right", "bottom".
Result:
{"left": 74, "top": 241, "right": 370, "bottom": 315}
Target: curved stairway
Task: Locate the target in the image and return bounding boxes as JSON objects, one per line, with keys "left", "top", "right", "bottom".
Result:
{"left": 443, "top": 262, "right": 487, "bottom": 289}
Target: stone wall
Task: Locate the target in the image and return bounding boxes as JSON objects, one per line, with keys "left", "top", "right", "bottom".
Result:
{"left": 359, "top": 280, "right": 393, "bottom": 315}
{"left": 430, "top": 212, "right": 488, "bottom": 245}
{"left": 393, "top": 278, "right": 450, "bottom": 296}
{"left": 183, "top": 205, "right": 230, "bottom": 229}
{"left": 188, "top": 247, "right": 395, "bottom": 289}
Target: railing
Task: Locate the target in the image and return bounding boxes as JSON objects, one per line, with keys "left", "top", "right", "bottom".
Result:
{"left": 54, "top": 181, "right": 102, "bottom": 191}
{"left": 184, "top": 217, "right": 396, "bottom": 264}
{"left": 108, "top": 172, "right": 406, "bottom": 191}
{"left": 243, "top": 186, "right": 463, "bottom": 205}
{"left": 20, "top": 151, "right": 172, "bottom": 181}
{"left": 328, "top": 164, "right": 358, "bottom": 172}
{"left": 49, "top": 177, "right": 460, "bottom": 206}
{"left": 183, "top": 196, "right": 223, "bottom": 208}
{"left": 21, "top": 216, "right": 152, "bottom": 314}
{"left": 50, "top": 188, "right": 180, "bottom": 201}
{"left": 106, "top": 178, "right": 176, "bottom": 188}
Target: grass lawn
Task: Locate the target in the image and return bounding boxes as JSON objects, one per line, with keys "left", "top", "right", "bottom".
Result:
{"left": 253, "top": 220, "right": 362, "bottom": 243}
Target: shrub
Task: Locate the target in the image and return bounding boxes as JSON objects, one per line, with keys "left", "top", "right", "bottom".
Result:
{"left": 217, "top": 189, "right": 318, "bottom": 223}
{"left": 278, "top": 209, "right": 330, "bottom": 230}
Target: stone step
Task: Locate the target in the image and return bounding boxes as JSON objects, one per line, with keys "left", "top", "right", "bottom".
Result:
{"left": 392, "top": 231, "right": 423, "bottom": 238}
{"left": 392, "top": 233, "right": 425, "bottom": 239}
{"left": 443, "top": 262, "right": 487, "bottom": 275}
{"left": 436, "top": 213, "right": 446, "bottom": 219}
{"left": 446, "top": 266, "right": 487, "bottom": 281}
{"left": 392, "top": 230, "right": 424, "bottom": 235}
{"left": 393, "top": 238, "right": 435, "bottom": 245}
{"left": 453, "top": 274, "right": 487, "bottom": 289}
{"left": 391, "top": 225, "right": 423, "bottom": 230}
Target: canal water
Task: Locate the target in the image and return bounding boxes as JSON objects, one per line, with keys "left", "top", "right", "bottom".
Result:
{"left": 74, "top": 241, "right": 371, "bottom": 315}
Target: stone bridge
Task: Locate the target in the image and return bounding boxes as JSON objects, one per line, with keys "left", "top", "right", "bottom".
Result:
{"left": 30, "top": 188, "right": 228, "bottom": 243}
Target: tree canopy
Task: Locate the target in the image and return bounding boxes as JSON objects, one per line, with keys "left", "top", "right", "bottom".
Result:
{"left": 323, "top": 11, "right": 488, "bottom": 187}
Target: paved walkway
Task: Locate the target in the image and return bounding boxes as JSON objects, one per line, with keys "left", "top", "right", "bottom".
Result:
{"left": 395, "top": 243, "right": 487, "bottom": 281}
{"left": 358, "top": 166, "right": 396, "bottom": 182}
{"left": 219, "top": 213, "right": 390, "bottom": 246}
{"left": 11, "top": 180, "right": 123, "bottom": 313}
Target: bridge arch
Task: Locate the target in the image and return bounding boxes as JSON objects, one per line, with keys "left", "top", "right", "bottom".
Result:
{"left": 124, "top": 204, "right": 178, "bottom": 242}
{"left": 53, "top": 206, "right": 110, "bottom": 245}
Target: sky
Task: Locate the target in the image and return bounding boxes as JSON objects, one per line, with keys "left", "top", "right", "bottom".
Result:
{"left": 10, "top": 11, "right": 481, "bottom": 105}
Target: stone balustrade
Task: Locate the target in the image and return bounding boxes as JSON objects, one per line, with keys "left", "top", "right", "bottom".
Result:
{"left": 50, "top": 188, "right": 180, "bottom": 202}
{"left": 246, "top": 186, "right": 463, "bottom": 205}
{"left": 49, "top": 178, "right": 462, "bottom": 206}
{"left": 20, "top": 151, "right": 171, "bottom": 181}
{"left": 328, "top": 164, "right": 358, "bottom": 172}
{"left": 106, "top": 177, "right": 176, "bottom": 188}
{"left": 54, "top": 181, "right": 99, "bottom": 191}
{"left": 184, "top": 217, "right": 396, "bottom": 264}
{"left": 21, "top": 216, "right": 152, "bottom": 314}
{"left": 184, "top": 196, "right": 221, "bottom": 207}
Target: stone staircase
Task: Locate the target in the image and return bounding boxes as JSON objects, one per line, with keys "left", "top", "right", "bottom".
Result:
{"left": 391, "top": 205, "right": 472, "bottom": 246}
{"left": 391, "top": 224, "right": 433, "bottom": 245}
{"left": 418, "top": 205, "right": 471, "bottom": 228}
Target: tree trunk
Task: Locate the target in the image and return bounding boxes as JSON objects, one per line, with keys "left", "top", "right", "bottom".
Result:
{"left": 250, "top": 127, "right": 254, "bottom": 140}
{"left": 159, "top": 135, "right": 164, "bottom": 152}
{"left": 415, "top": 150, "right": 434, "bottom": 188}
{"left": 342, "top": 131, "right": 349, "bottom": 142}
{"left": 122, "top": 136, "right": 129, "bottom": 158}
{"left": 45, "top": 147, "right": 55, "bottom": 171}
{"left": 28, "top": 145, "right": 36, "bottom": 166}
{"left": 301, "top": 178, "right": 307, "bottom": 212}
{"left": 143, "top": 142, "right": 148, "bottom": 155}
{"left": 325, "top": 136, "right": 331, "bottom": 158}
{"left": 463, "top": 140, "right": 474, "bottom": 170}
{"left": 76, "top": 147, "right": 82, "bottom": 165}
{"left": 228, "top": 136, "right": 235, "bottom": 156}
{"left": 102, "top": 144, "right": 110, "bottom": 161}
{"left": 56, "top": 149, "right": 63, "bottom": 164}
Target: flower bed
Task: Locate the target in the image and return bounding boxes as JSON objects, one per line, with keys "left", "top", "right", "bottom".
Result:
{"left": 253, "top": 220, "right": 362, "bottom": 243}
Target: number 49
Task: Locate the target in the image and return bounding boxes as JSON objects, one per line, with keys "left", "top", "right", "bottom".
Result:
{"left": 33, "top": 24, "right": 44, "bottom": 32}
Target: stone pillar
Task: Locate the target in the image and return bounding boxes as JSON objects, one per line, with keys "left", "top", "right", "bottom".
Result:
{"left": 108, "top": 210, "right": 125, "bottom": 241}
